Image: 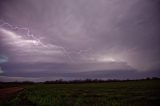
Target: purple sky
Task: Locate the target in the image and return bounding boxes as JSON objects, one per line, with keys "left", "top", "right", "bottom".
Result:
{"left": 0, "top": 0, "right": 160, "bottom": 81}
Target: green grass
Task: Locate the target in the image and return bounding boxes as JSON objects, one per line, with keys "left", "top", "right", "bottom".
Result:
{"left": 3, "top": 80, "right": 160, "bottom": 106}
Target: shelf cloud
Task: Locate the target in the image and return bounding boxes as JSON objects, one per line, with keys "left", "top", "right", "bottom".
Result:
{"left": 0, "top": 0, "right": 160, "bottom": 81}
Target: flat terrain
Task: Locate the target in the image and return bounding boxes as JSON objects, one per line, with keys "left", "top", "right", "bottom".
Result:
{"left": 0, "top": 79, "right": 160, "bottom": 106}
{"left": 0, "top": 87, "right": 23, "bottom": 100}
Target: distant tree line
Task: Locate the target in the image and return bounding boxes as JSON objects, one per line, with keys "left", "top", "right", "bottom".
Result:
{"left": 0, "top": 77, "right": 159, "bottom": 84}
{"left": 43, "top": 79, "right": 120, "bottom": 84}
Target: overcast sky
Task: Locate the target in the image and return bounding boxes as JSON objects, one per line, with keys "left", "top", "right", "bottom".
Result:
{"left": 0, "top": 0, "right": 160, "bottom": 81}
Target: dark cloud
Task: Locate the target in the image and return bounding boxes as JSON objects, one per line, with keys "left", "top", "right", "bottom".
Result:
{"left": 0, "top": 0, "right": 160, "bottom": 81}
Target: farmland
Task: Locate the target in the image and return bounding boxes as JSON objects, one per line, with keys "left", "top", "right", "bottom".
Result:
{"left": 0, "top": 79, "right": 160, "bottom": 106}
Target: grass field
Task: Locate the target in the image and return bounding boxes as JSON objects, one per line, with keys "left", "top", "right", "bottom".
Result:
{"left": 1, "top": 79, "right": 160, "bottom": 106}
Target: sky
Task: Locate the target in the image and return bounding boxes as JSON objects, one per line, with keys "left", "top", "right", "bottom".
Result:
{"left": 0, "top": 0, "right": 160, "bottom": 82}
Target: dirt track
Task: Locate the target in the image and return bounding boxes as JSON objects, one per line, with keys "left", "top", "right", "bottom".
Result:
{"left": 0, "top": 87, "right": 24, "bottom": 100}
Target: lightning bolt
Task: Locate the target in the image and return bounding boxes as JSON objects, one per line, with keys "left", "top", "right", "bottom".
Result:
{"left": 0, "top": 19, "right": 94, "bottom": 63}
{"left": 0, "top": 19, "right": 45, "bottom": 46}
{"left": 0, "top": 19, "right": 75, "bottom": 62}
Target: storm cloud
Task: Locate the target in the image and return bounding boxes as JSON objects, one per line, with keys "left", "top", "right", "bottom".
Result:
{"left": 0, "top": 0, "right": 160, "bottom": 81}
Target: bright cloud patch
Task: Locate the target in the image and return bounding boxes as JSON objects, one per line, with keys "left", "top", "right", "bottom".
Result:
{"left": 0, "top": 67, "right": 4, "bottom": 74}
{"left": 0, "top": 55, "right": 8, "bottom": 63}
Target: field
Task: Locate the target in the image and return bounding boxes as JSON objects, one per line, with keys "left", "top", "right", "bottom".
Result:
{"left": 0, "top": 79, "right": 160, "bottom": 106}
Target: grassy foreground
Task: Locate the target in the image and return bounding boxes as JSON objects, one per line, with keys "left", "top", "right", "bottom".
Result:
{"left": 1, "top": 79, "right": 160, "bottom": 106}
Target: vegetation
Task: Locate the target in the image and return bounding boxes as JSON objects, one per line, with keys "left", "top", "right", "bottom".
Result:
{"left": 0, "top": 79, "right": 160, "bottom": 106}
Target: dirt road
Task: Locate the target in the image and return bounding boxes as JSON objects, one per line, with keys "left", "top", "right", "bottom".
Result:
{"left": 0, "top": 87, "right": 24, "bottom": 100}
